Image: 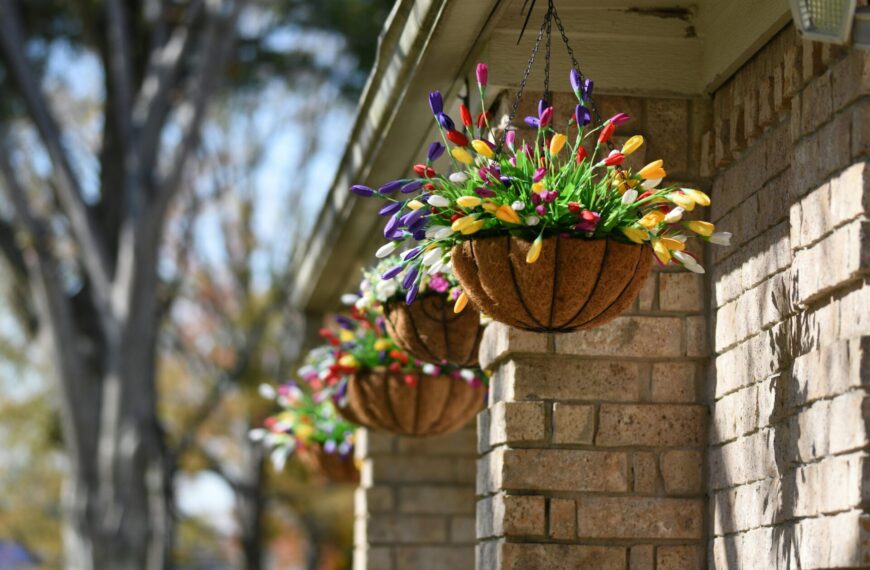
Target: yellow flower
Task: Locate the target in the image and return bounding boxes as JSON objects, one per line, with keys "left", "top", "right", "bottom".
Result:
{"left": 532, "top": 182, "right": 545, "bottom": 194}
{"left": 451, "top": 214, "right": 478, "bottom": 232}
{"left": 652, "top": 239, "right": 672, "bottom": 264}
{"left": 461, "top": 219, "right": 485, "bottom": 235}
{"left": 374, "top": 339, "right": 392, "bottom": 351}
{"left": 621, "top": 135, "right": 644, "bottom": 156}
{"left": 686, "top": 220, "right": 715, "bottom": 236}
{"left": 481, "top": 201, "right": 498, "bottom": 213}
{"left": 622, "top": 227, "right": 648, "bottom": 243}
{"left": 338, "top": 354, "right": 359, "bottom": 368}
{"left": 495, "top": 204, "right": 521, "bottom": 224}
{"left": 638, "top": 210, "right": 665, "bottom": 229}
{"left": 659, "top": 237, "right": 685, "bottom": 251}
{"left": 407, "top": 199, "right": 425, "bottom": 210}
{"left": 339, "top": 329, "right": 354, "bottom": 342}
{"left": 549, "top": 133, "right": 567, "bottom": 155}
{"left": 471, "top": 139, "right": 494, "bottom": 159}
{"left": 668, "top": 192, "right": 695, "bottom": 211}
{"left": 682, "top": 188, "right": 711, "bottom": 207}
{"left": 452, "top": 147, "right": 474, "bottom": 165}
{"left": 454, "top": 292, "right": 469, "bottom": 314}
{"left": 526, "top": 235, "right": 543, "bottom": 263}
{"left": 456, "top": 196, "right": 482, "bottom": 208}
{"left": 638, "top": 159, "right": 666, "bottom": 180}
{"left": 295, "top": 423, "right": 314, "bottom": 441}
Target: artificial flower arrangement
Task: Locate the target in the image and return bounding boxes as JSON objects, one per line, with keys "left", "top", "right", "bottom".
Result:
{"left": 344, "top": 256, "right": 484, "bottom": 366}
{"left": 350, "top": 63, "right": 731, "bottom": 332}
{"left": 253, "top": 381, "right": 358, "bottom": 482}
{"left": 302, "top": 305, "right": 487, "bottom": 437}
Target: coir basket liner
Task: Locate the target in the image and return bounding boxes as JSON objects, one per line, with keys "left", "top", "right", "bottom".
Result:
{"left": 297, "top": 444, "right": 359, "bottom": 484}
{"left": 383, "top": 294, "right": 484, "bottom": 367}
{"left": 451, "top": 235, "right": 652, "bottom": 333}
{"left": 337, "top": 369, "right": 484, "bottom": 437}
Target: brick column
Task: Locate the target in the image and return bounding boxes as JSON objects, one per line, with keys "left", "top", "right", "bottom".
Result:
{"left": 476, "top": 278, "right": 708, "bottom": 568}
{"left": 354, "top": 426, "right": 477, "bottom": 570}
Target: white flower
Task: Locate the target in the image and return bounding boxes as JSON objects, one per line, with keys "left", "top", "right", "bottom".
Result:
{"left": 422, "top": 248, "right": 442, "bottom": 266}
{"left": 642, "top": 177, "right": 662, "bottom": 190}
{"left": 459, "top": 369, "right": 475, "bottom": 381}
{"left": 271, "top": 447, "right": 290, "bottom": 471}
{"left": 258, "top": 383, "right": 276, "bottom": 399}
{"left": 248, "top": 428, "right": 267, "bottom": 441}
{"left": 673, "top": 251, "right": 705, "bottom": 274}
{"left": 376, "top": 242, "right": 397, "bottom": 258}
{"left": 341, "top": 293, "right": 360, "bottom": 305}
{"left": 375, "top": 280, "right": 398, "bottom": 300}
{"left": 511, "top": 200, "right": 525, "bottom": 211}
{"left": 709, "top": 231, "right": 732, "bottom": 246}
{"left": 428, "top": 195, "right": 451, "bottom": 208}
{"left": 621, "top": 189, "right": 638, "bottom": 204}
{"left": 422, "top": 363, "right": 438, "bottom": 375}
{"left": 449, "top": 172, "right": 469, "bottom": 184}
{"left": 426, "top": 225, "right": 448, "bottom": 238}
{"left": 427, "top": 260, "right": 445, "bottom": 275}
{"left": 525, "top": 215, "right": 540, "bottom": 226}
{"left": 663, "top": 207, "right": 685, "bottom": 224}
{"left": 434, "top": 226, "right": 454, "bottom": 239}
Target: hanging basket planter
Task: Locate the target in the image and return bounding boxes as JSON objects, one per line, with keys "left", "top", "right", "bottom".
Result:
{"left": 383, "top": 293, "right": 484, "bottom": 366}
{"left": 296, "top": 444, "right": 360, "bottom": 484}
{"left": 348, "top": 1, "right": 732, "bottom": 336}
{"left": 337, "top": 369, "right": 485, "bottom": 437}
{"left": 452, "top": 235, "right": 651, "bottom": 333}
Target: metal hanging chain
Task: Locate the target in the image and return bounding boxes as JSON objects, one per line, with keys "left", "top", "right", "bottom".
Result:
{"left": 543, "top": 3, "right": 552, "bottom": 104}
{"left": 497, "top": 7, "right": 550, "bottom": 152}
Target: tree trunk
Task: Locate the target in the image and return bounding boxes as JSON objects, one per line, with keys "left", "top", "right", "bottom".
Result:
{"left": 236, "top": 436, "right": 266, "bottom": 570}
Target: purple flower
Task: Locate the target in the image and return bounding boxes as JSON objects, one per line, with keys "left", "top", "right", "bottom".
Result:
{"left": 401, "top": 180, "right": 423, "bottom": 193}
{"left": 383, "top": 213, "right": 401, "bottom": 237}
{"left": 412, "top": 229, "right": 426, "bottom": 240}
{"left": 570, "top": 68, "right": 582, "bottom": 95}
{"left": 574, "top": 210, "right": 601, "bottom": 233}
{"left": 379, "top": 201, "right": 403, "bottom": 216}
{"left": 402, "top": 266, "right": 419, "bottom": 289}
{"left": 429, "top": 91, "right": 443, "bottom": 115}
{"left": 505, "top": 130, "right": 516, "bottom": 149}
{"left": 405, "top": 283, "right": 419, "bottom": 304}
{"left": 402, "top": 247, "right": 421, "bottom": 261}
{"left": 350, "top": 184, "right": 373, "bottom": 197}
{"left": 535, "top": 204, "right": 547, "bottom": 215}
{"left": 400, "top": 207, "right": 425, "bottom": 227}
{"left": 436, "top": 112, "right": 455, "bottom": 131}
{"left": 610, "top": 112, "right": 631, "bottom": 125}
{"left": 538, "top": 99, "right": 550, "bottom": 117}
{"left": 336, "top": 315, "right": 355, "bottom": 330}
{"left": 382, "top": 265, "right": 403, "bottom": 279}
{"left": 429, "top": 275, "right": 450, "bottom": 293}
{"left": 530, "top": 193, "right": 542, "bottom": 205}
{"left": 408, "top": 218, "right": 427, "bottom": 233}
{"left": 475, "top": 187, "right": 496, "bottom": 198}
{"left": 385, "top": 229, "right": 404, "bottom": 240}
{"left": 379, "top": 180, "right": 404, "bottom": 194}
{"left": 582, "top": 79, "right": 594, "bottom": 100}
{"left": 427, "top": 141, "right": 445, "bottom": 162}
{"left": 500, "top": 176, "right": 513, "bottom": 187}
{"left": 323, "top": 440, "right": 337, "bottom": 453}
{"left": 532, "top": 167, "right": 546, "bottom": 183}
{"left": 524, "top": 116, "right": 540, "bottom": 129}
{"left": 575, "top": 104, "right": 591, "bottom": 126}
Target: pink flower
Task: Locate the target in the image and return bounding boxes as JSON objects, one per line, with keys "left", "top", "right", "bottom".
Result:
{"left": 574, "top": 210, "right": 601, "bottom": 233}
{"left": 429, "top": 275, "right": 450, "bottom": 293}
{"left": 476, "top": 63, "right": 488, "bottom": 87}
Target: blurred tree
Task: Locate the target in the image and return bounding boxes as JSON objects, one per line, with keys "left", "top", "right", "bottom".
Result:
{"left": 0, "top": 0, "right": 392, "bottom": 568}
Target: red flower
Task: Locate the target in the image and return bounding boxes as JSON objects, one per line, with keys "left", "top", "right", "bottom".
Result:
{"left": 476, "top": 112, "right": 491, "bottom": 129}
{"left": 403, "top": 374, "right": 417, "bottom": 386}
{"left": 568, "top": 202, "right": 581, "bottom": 213}
{"left": 449, "top": 213, "right": 462, "bottom": 223}
{"left": 598, "top": 122, "right": 615, "bottom": 144}
{"left": 460, "top": 104, "right": 472, "bottom": 128}
{"left": 446, "top": 129, "right": 469, "bottom": 147}
{"left": 603, "top": 152, "right": 625, "bottom": 166}
{"left": 638, "top": 190, "right": 654, "bottom": 201}
{"left": 576, "top": 146, "right": 588, "bottom": 163}
{"left": 414, "top": 164, "right": 436, "bottom": 178}
{"left": 423, "top": 183, "right": 436, "bottom": 191}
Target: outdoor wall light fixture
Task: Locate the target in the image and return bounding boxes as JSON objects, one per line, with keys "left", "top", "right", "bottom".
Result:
{"left": 789, "top": 0, "right": 870, "bottom": 48}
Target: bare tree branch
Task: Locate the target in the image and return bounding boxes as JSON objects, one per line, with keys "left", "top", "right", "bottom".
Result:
{"left": 0, "top": 0, "right": 115, "bottom": 331}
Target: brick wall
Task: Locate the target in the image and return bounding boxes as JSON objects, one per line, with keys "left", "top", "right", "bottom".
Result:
{"left": 353, "top": 427, "right": 478, "bottom": 570}
{"left": 473, "top": 92, "right": 713, "bottom": 569}
{"left": 705, "top": 26, "right": 870, "bottom": 569}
